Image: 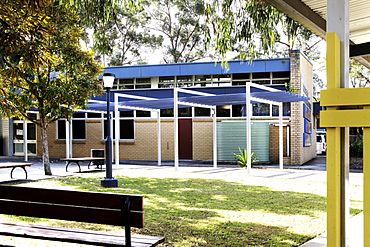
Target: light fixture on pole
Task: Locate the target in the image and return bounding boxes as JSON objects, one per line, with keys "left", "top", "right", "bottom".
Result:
{"left": 101, "top": 72, "right": 118, "bottom": 188}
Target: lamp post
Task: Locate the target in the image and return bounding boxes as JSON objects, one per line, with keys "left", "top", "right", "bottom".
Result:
{"left": 101, "top": 73, "right": 118, "bottom": 188}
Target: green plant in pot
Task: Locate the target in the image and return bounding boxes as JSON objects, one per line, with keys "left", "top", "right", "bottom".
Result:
{"left": 233, "top": 147, "right": 258, "bottom": 168}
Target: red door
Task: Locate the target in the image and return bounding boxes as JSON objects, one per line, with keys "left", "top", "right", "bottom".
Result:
{"left": 179, "top": 119, "right": 192, "bottom": 159}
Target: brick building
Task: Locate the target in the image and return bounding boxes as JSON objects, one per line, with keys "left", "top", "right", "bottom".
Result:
{"left": 0, "top": 50, "right": 316, "bottom": 165}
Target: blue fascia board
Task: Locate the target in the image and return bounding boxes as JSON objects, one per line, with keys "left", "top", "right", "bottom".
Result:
{"left": 103, "top": 58, "right": 290, "bottom": 79}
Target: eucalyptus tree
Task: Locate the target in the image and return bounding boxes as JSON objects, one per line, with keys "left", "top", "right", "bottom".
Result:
{"left": 146, "top": 0, "right": 209, "bottom": 63}
{"left": 92, "top": 4, "right": 163, "bottom": 66}
{"left": 0, "top": 1, "right": 102, "bottom": 175}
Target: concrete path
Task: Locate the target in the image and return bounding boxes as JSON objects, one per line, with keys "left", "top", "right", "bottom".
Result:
{"left": 300, "top": 212, "right": 363, "bottom": 247}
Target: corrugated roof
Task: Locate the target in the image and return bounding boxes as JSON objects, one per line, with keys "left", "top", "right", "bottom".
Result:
{"left": 301, "top": 0, "right": 370, "bottom": 44}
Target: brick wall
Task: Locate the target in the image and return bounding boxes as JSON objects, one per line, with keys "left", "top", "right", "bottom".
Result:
{"left": 269, "top": 125, "right": 289, "bottom": 164}
{"left": 288, "top": 50, "right": 317, "bottom": 165}
{"left": 193, "top": 119, "right": 213, "bottom": 160}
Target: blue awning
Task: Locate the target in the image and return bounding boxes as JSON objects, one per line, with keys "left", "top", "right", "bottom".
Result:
{"left": 85, "top": 85, "right": 308, "bottom": 112}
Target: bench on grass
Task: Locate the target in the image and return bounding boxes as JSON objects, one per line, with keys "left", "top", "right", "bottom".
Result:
{"left": 0, "top": 185, "right": 164, "bottom": 247}
{"left": 0, "top": 162, "right": 32, "bottom": 179}
{"left": 61, "top": 157, "right": 106, "bottom": 172}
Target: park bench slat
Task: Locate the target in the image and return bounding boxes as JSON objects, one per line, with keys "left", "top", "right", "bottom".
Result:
{"left": 0, "top": 200, "right": 144, "bottom": 227}
{"left": 0, "top": 222, "right": 164, "bottom": 247}
{"left": 0, "top": 185, "right": 143, "bottom": 211}
{"left": 0, "top": 163, "right": 32, "bottom": 168}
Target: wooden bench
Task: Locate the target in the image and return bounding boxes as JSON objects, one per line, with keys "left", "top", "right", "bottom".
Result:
{"left": 0, "top": 162, "right": 32, "bottom": 179}
{"left": 0, "top": 185, "right": 164, "bottom": 247}
{"left": 61, "top": 157, "right": 106, "bottom": 172}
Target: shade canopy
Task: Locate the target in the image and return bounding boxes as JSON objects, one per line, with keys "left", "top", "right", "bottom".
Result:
{"left": 86, "top": 85, "right": 308, "bottom": 112}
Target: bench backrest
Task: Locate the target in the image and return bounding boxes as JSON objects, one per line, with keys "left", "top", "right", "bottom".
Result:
{"left": 0, "top": 185, "right": 144, "bottom": 228}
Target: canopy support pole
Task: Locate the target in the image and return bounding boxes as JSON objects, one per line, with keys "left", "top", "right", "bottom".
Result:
{"left": 23, "top": 121, "right": 28, "bottom": 162}
{"left": 69, "top": 119, "right": 73, "bottom": 158}
{"left": 66, "top": 119, "right": 70, "bottom": 158}
{"left": 157, "top": 110, "right": 161, "bottom": 166}
{"left": 286, "top": 125, "right": 290, "bottom": 157}
{"left": 174, "top": 88, "right": 179, "bottom": 170}
{"left": 279, "top": 103, "right": 283, "bottom": 170}
{"left": 115, "top": 93, "right": 120, "bottom": 167}
{"left": 245, "top": 83, "right": 252, "bottom": 175}
{"left": 110, "top": 112, "right": 114, "bottom": 163}
{"left": 212, "top": 107, "right": 217, "bottom": 168}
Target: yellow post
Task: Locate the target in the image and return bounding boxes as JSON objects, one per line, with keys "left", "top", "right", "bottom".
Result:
{"left": 364, "top": 127, "right": 370, "bottom": 247}
{"left": 325, "top": 32, "right": 342, "bottom": 247}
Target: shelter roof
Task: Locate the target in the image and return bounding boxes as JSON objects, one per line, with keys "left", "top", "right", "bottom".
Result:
{"left": 87, "top": 85, "right": 309, "bottom": 112}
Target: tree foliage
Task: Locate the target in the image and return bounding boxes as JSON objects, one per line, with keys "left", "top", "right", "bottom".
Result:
{"left": 204, "top": 0, "right": 320, "bottom": 61}
{"left": 146, "top": 0, "right": 208, "bottom": 63}
{"left": 92, "top": 4, "right": 163, "bottom": 66}
{"left": 350, "top": 59, "right": 370, "bottom": 88}
{"left": 0, "top": 1, "right": 102, "bottom": 175}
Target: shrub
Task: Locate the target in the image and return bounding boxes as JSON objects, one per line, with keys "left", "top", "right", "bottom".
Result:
{"left": 233, "top": 147, "right": 258, "bottom": 168}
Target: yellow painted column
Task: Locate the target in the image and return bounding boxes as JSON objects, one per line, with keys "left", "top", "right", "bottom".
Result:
{"left": 325, "top": 32, "right": 342, "bottom": 247}
{"left": 364, "top": 127, "right": 370, "bottom": 247}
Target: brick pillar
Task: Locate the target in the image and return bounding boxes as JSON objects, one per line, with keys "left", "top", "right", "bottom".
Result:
{"left": 289, "top": 51, "right": 303, "bottom": 165}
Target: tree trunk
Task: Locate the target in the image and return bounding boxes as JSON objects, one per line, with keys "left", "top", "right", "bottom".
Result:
{"left": 41, "top": 124, "right": 52, "bottom": 175}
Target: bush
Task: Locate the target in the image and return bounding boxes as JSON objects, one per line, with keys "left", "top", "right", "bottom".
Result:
{"left": 233, "top": 147, "right": 258, "bottom": 168}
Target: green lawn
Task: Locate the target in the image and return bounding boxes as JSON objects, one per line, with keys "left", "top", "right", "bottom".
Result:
{"left": 4, "top": 176, "right": 329, "bottom": 247}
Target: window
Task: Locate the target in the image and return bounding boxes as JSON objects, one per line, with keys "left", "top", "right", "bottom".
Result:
{"left": 120, "top": 111, "right": 134, "bottom": 118}
{"left": 136, "top": 78, "right": 151, "bottom": 89}
{"left": 272, "top": 102, "right": 291, "bottom": 117}
{"left": 195, "top": 107, "right": 210, "bottom": 117}
{"left": 252, "top": 103, "right": 270, "bottom": 116}
{"left": 57, "top": 119, "right": 86, "bottom": 140}
{"left": 160, "top": 109, "right": 173, "bottom": 117}
{"left": 118, "top": 79, "right": 134, "bottom": 89}
{"left": 159, "top": 76, "right": 175, "bottom": 88}
{"left": 194, "top": 75, "right": 212, "bottom": 87}
{"left": 213, "top": 74, "right": 231, "bottom": 86}
{"left": 216, "top": 105, "right": 231, "bottom": 117}
{"left": 177, "top": 76, "right": 193, "bottom": 87}
{"left": 73, "top": 112, "right": 85, "bottom": 118}
{"left": 103, "top": 119, "right": 134, "bottom": 140}
{"left": 232, "top": 105, "right": 245, "bottom": 117}
{"left": 178, "top": 108, "right": 192, "bottom": 117}
{"left": 136, "top": 110, "right": 151, "bottom": 117}
{"left": 120, "top": 120, "right": 134, "bottom": 139}
{"left": 72, "top": 120, "right": 86, "bottom": 139}
{"left": 87, "top": 113, "right": 102, "bottom": 118}
{"left": 57, "top": 120, "right": 66, "bottom": 139}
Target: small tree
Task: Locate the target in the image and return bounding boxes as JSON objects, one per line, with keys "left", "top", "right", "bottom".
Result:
{"left": 0, "top": 2, "right": 102, "bottom": 175}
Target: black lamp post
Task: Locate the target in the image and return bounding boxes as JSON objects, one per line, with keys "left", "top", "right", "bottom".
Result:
{"left": 101, "top": 73, "right": 118, "bottom": 188}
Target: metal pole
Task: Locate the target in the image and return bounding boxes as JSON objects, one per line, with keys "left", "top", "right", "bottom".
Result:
{"left": 245, "top": 83, "right": 252, "bottom": 174}
{"left": 69, "top": 119, "right": 73, "bottom": 158}
{"left": 286, "top": 125, "right": 290, "bottom": 157}
{"left": 279, "top": 103, "right": 283, "bottom": 170}
{"left": 66, "top": 119, "right": 70, "bottom": 159}
{"left": 101, "top": 88, "right": 118, "bottom": 187}
{"left": 23, "top": 121, "right": 28, "bottom": 161}
{"left": 114, "top": 93, "right": 120, "bottom": 167}
{"left": 174, "top": 88, "right": 179, "bottom": 170}
{"left": 212, "top": 107, "right": 217, "bottom": 168}
{"left": 157, "top": 110, "right": 161, "bottom": 166}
